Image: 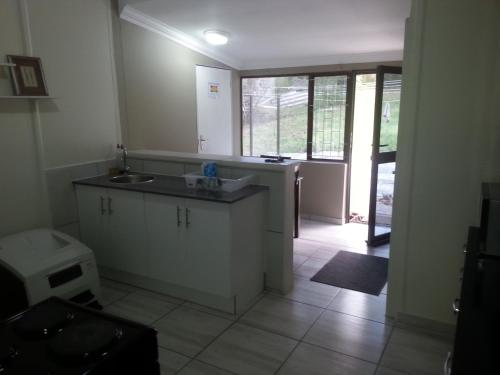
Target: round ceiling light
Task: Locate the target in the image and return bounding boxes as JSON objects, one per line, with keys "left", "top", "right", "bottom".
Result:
{"left": 204, "top": 30, "right": 229, "bottom": 45}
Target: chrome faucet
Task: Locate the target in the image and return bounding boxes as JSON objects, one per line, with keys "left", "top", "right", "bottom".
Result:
{"left": 117, "top": 144, "right": 130, "bottom": 174}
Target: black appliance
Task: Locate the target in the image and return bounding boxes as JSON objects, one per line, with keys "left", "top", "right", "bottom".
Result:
{"left": 450, "top": 183, "right": 500, "bottom": 375}
{"left": 0, "top": 297, "right": 160, "bottom": 374}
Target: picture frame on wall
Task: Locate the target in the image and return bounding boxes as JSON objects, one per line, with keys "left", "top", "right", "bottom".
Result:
{"left": 6, "top": 55, "right": 49, "bottom": 96}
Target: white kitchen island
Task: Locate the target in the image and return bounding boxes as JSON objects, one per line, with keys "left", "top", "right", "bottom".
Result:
{"left": 75, "top": 172, "right": 269, "bottom": 314}
{"left": 126, "top": 150, "right": 299, "bottom": 295}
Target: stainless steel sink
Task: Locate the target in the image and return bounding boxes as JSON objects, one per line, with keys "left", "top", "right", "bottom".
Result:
{"left": 109, "top": 174, "right": 155, "bottom": 184}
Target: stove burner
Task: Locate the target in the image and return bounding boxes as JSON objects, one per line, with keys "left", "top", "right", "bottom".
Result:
{"left": 13, "top": 303, "right": 74, "bottom": 340}
{"left": 0, "top": 341, "right": 17, "bottom": 371}
{"left": 49, "top": 320, "right": 123, "bottom": 365}
{"left": 8, "top": 364, "right": 52, "bottom": 375}
{"left": 0, "top": 341, "right": 13, "bottom": 361}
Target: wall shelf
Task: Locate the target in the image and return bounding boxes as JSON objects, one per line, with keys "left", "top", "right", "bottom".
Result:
{"left": 0, "top": 96, "right": 55, "bottom": 99}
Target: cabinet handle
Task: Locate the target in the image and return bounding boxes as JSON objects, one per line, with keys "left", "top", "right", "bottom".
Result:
{"left": 100, "top": 196, "right": 106, "bottom": 215}
{"left": 185, "top": 208, "right": 190, "bottom": 228}
{"left": 108, "top": 197, "right": 113, "bottom": 215}
{"left": 176, "top": 206, "right": 182, "bottom": 227}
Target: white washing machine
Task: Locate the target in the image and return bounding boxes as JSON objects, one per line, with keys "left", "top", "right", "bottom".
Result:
{"left": 0, "top": 228, "right": 101, "bottom": 319}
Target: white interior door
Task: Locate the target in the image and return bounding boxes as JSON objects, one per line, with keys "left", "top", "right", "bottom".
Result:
{"left": 196, "top": 65, "right": 233, "bottom": 155}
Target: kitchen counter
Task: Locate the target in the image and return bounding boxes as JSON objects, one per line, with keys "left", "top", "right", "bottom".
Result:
{"left": 73, "top": 174, "right": 268, "bottom": 204}
{"left": 127, "top": 149, "right": 300, "bottom": 171}
{"left": 118, "top": 149, "right": 296, "bottom": 294}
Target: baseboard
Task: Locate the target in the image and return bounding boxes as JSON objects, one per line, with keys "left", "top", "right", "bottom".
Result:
{"left": 301, "top": 214, "right": 344, "bottom": 225}
{"left": 98, "top": 266, "right": 263, "bottom": 314}
{"left": 396, "top": 312, "right": 456, "bottom": 341}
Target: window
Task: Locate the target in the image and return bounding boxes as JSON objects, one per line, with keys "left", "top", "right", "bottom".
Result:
{"left": 242, "top": 76, "right": 308, "bottom": 159}
{"left": 311, "top": 76, "right": 348, "bottom": 159}
{"left": 241, "top": 73, "right": 351, "bottom": 161}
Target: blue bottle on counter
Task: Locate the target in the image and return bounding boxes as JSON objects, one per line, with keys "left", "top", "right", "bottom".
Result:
{"left": 202, "top": 161, "right": 217, "bottom": 178}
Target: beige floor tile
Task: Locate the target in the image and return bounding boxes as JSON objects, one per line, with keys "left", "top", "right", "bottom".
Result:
{"left": 293, "top": 238, "right": 321, "bottom": 257}
{"left": 293, "top": 254, "right": 309, "bottom": 269}
{"left": 240, "top": 294, "right": 322, "bottom": 340}
{"left": 294, "top": 257, "right": 328, "bottom": 278}
{"left": 182, "top": 301, "right": 239, "bottom": 321}
{"left": 100, "top": 278, "right": 138, "bottom": 306}
{"left": 304, "top": 310, "right": 391, "bottom": 363}
{"left": 327, "top": 289, "right": 390, "bottom": 324}
{"left": 279, "top": 276, "right": 340, "bottom": 308}
{"left": 380, "top": 328, "right": 452, "bottom": 375}
{"left": 299, "top": 220, "right": 390, "bottom": 258}
{"left": 198, "top": 323, "right": 297, "bottom": 375}
{"left": 178, "top": 360, "right": 234, "bottom": 375}
{"left": 277, "top": 342, "right": 376, "bottom": 375}
{"left": 154, "top": 306, "right": 233, "bottom": 357}
{"left": 158, "top": 347, "right": 191, "bottom": 375}
{"left": 104, "top": 289, "right": 180, "bottom": 325}
{"left": 310, "top": 248, "right": 339, "bottom": 260}
{"left": 375, "top": 366, "right": 409, "bottom": 375}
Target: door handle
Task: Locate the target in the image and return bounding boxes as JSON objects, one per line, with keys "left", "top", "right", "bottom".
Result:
{"left": 199, "top": 135, "right": 207, "bottom": 151}
{"left": 100, "top": 196, "right": 106, "bottom": 215}
{"left": 107, "top": 197, "right": 113, "bottom": 215}
{"left": 444, "top": 352, "right": 452, "bottom": 375}
{"left": 379, "top": 144, "right": 389, "bottom": 147}
{"left": 176, "top": 206, "right": 182, "bottom": 227}
{"left": 452, "top": 298, "right": 460, "bottom": 314}
{"left": 185, "top": 208, "right": 190, "bottom": 228}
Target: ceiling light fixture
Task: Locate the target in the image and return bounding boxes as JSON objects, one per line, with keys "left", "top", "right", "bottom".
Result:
{"left": 204, "top": 30, "right": 229, "bottom": 46}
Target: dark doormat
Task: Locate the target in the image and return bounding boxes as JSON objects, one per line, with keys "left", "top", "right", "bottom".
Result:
{"left": 310, "top": 251, "right": 388, "bottom": 295}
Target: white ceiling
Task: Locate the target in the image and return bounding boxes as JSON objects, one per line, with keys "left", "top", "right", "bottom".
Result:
{"left": 119, "top": 0, "right": 412, "bottom": 70}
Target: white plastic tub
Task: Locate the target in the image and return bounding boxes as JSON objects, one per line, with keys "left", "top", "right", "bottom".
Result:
{"left": 183, "top": 173, "right": 256, "bottom": 192}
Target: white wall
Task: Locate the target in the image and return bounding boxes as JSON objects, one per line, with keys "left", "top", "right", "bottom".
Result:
{"left": 28, "top": 0, "right": 120, "bottom": 168}
{"left": 388, "top": 0, "right": 500, "bottom": 325}
{"left": 300, "top": 162, "right": 347, "bottom": 223}
{"left": 0, "top": 0, "right": 48, "bottom": 237}
{"left": 0, "top": 0, "right": 121, "bottom": 237}
{"left": 117, "top": 20, "right": 241, "bottom": 154}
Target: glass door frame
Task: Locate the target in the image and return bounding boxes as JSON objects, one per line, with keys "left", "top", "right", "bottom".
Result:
{"left": 344, "top": 69, "right": 378, "bottom": 224}
{"left": 367, "top": 65, "right": 403, "bottom": 246}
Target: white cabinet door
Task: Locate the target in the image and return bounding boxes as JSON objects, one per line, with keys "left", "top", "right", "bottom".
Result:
{"left": 76, "top": 185, "right": 113, "bottom": 267}
{"left": 184, "top": 199, "right": 231, "bottom": 297}
{"left": 144, "top": 194, "right": 187, "bottom": 285}
{"left": 107, "top": 189, "right": 148, "bottom": 276}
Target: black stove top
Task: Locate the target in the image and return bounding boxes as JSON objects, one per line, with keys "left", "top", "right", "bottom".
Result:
{"left": 13, "top": 302, "right": 74, "bottom": 340}
{"left": 0, "top": 297, "right": 159, "bottom": 374}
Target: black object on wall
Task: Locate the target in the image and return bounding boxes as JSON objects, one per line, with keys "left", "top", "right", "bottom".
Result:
{"left": 451, "top": 183, "right": 500, "bottom": 374}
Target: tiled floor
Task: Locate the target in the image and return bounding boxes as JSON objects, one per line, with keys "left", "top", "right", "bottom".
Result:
{"left": 101, "top": 220, "right": 451, "bottom": 375}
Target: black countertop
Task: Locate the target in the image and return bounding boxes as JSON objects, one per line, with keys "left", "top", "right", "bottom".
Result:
{"left": 73, "top": 174, "right": 269, "bottom": 204}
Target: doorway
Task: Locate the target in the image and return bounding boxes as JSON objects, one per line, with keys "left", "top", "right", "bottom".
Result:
{"left": 195, "top": 65, "right": 233, "bottom": 155}
{"left": 368, "top": 66, "right": 402, "bottom": 245}
{"left": 348, "top": 67, "right": 402, "bottom": 246}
